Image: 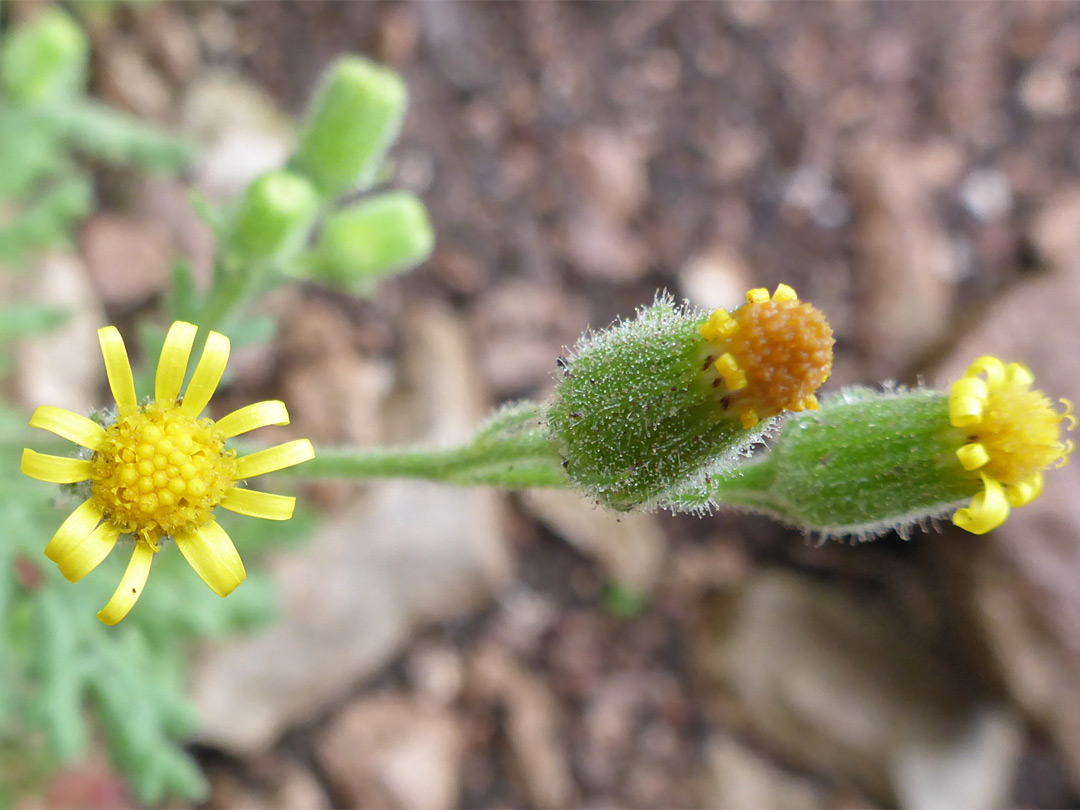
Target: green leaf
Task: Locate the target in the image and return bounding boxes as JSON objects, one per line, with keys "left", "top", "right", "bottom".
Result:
{"left": 42, "top": 100, "right": 193, "bottom": 172}
{"left": 0, "top": 303, "right": 69, "bottom": 339}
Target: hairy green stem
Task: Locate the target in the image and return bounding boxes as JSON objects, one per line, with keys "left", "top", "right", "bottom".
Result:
{"left": 292, "top": 401, "right": 569, "bottom": 489}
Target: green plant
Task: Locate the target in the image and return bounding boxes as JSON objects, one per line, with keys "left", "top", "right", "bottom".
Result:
{"left": 4, "top": 16, "right": 433, "bottom": 800}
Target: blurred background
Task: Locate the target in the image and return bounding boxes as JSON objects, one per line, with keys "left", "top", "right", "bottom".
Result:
{"left": 8, "top": 1, "right": 1080, "bottom": 808}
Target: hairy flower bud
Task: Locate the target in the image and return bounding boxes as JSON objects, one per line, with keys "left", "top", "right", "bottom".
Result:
{"left": 701, "top": 356, "right": 1075, "bottom": 539}
{"left": 546, "top": 286, "right": 833, "bottom": 511}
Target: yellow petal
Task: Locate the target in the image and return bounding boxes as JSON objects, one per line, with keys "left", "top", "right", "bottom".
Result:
{"left": 21, "top": 449, "right": 93, "bottom": 483}
{"left": 174, "top": 520, "right": 245, "bottom": 597}
{"left": 746, "top": 288, "right": 770, "bottom": 304}
{"left": 236, "top": 439, "right": 315, "bottom": 479}
{"left": 28, "top": 405, "right": 106, "bottom": 450}
{"left": 1003, "top": 363, "right": 1034, "bottom": 388}
{"left": 216, "top": 400, "right": 290, "bottom": 439}
{"left": 772, "top": 283, "right": 798, "bottom": 302}
{"left": 97, "top": 542, "right": 155, "bottom": 625}
{"left": 966, "top": 355, "right": 1005, "bottom": 389}
{"left": 44, "top": 499, "right": 103, "bottom": 562}
{"left": 221, "top": 487, "right": 296, "bottom": 520}
{"left": 1006, "top": 472, "right": 1044, "bottom": 508}
{"left": 714, "top": 352, "right": 748, "bottom": 391}
{"left": 952, "top": 473, "right": 1009, "bottom": 535}
{"left": 98, "top": 326, "right": 137, "bottom": 412}
{"left": 739, "top": 407, "right": 760, "bottom": 429}
{"left": 180, "top": 330, "right": 230, "bottom": 417}
{"left": 956, "top": 442, "right": 990, "bottom": 471}
{"left": 949, "top": 377, "right": 988, "bottom": 427}
{"left": 155, "top": 321, "right": 198, "bottom": 405}
{"left": 56, "top": 521, "right": 120, "bottom": 583}
{"left": 699, "top": 309, "right": 739, "bottom": 343}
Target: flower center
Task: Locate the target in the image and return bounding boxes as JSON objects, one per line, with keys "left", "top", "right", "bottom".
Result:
{"left": 700, "top": 285, "right": 834, "bottom": 428}
{"left": 727, "top": 298, "right": 833, "bottom": 411}
{"left": 972, "top": 386, "right": 1072, "bottom": 487}
{"left": 90, "top": 403, "right": 238, "bottom": 544}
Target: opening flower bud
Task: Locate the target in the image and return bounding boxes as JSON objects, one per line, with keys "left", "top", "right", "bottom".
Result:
{"left": 703, "top": 354, "right": 1075, "bottom": 539}
{"left": 546, "top": 287, "right": 834, "bottom": 511}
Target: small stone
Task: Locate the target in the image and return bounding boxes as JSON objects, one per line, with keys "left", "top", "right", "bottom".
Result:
{"left": 696, "top": 571, "right": 1023, "bottom": 807}
{"left": 959, "top": 168, "right": 1013, "bottom": 223}
{"left": 316, "top": 693, "right": 463, "bottom": 810}
{"left": 81, "top": 214, "right": 174, "bottom": 307}
{"left": 98, "top": 37, "right": 173, "bottom": 119}
{"left": 406, "top": 643, "right": 464, "bottom": 706}
{"left": 843, "top": 139, "right": 954, "bottom": 377}
{"left": 562, "top": 211, "right": 649, "bottom": 283}
{"left": 1030, "top": 186, "right": 1080, "bottom": 270}
{"left": 13, "top": 255, "right": 105, "bottom": 416}
{"left": 134, "top": 3, "right": 201, "bottom": 85}
{"left": 520, "top": 489, "right": 667, "bottom": 594}
{"left": 470, "top": 644, "right": 574, "bottom": 808}
{"left": 181, "top": 72, "right": 295, "bottom": 201}
{"left": 700, "top": 734, "right": 831, "bottom": 810}
{"left": 1019, "top": 62, "right": 1073, "bottom": 118}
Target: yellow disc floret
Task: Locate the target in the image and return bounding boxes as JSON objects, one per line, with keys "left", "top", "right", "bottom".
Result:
{"left": 699, "top": 284, "right": 834, "bottom": 428}
{"left": 91, "top": 403, "right": 239, "bottom": 546}
{"left": 949, "top": 355, "right": 1075, "bottom": 534}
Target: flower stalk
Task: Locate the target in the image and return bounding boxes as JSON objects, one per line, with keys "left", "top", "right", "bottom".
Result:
{"left": 296, "top": 402, "right": 567, "bottom": 489}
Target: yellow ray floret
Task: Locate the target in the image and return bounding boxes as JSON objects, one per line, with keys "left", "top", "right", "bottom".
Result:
{"left": 699, "top": 284, "right": 833, "bottom": 428}
{"left": 21, "top": 321, "right": 315, "bottom": 624}
{"left": 948, "top": 355, "right": 1074, "bottom": 534}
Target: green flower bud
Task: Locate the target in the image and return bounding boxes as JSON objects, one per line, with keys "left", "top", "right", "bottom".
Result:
{"left": 704, "top": 355, "right": 1076, "bottom": 539}
{"left": 312, "top": 191, "right": 434, "bottom": 289}
{"left": 1, "top": 9, "right": 89, "bottom": 103}
{"left": 547, "top": 286, "right": 834, "bottom": 511}
{"left": 229, "top": 170, "right": 320, "bottom": 263}
{"left": 293, "top": 56, "right": 407, "bottom": 197}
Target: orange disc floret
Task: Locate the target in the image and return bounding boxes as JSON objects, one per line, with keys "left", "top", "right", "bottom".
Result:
{"left": 700, "top": 284, "right": 834, "bottom": 428}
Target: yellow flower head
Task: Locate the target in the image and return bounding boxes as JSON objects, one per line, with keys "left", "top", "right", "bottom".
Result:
{"left": 949, "top": 355, "right": 1075, "bottom": 534}
{"left": 699, "top": 284, "right": 834, "bottom": 429}
{"left": 21, "top": 321, "right": 314, "bottom": 624}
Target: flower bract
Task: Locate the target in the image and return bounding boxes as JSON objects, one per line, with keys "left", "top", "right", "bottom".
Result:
{"left": 21, "top": 321, "right": 315, "bottom": 624}
{"left": 948, "top": 355, "right": 1075, "bottom": 534}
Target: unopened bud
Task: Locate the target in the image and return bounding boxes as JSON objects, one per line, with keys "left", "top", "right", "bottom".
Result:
{"left": 229, "top": 171, "right": 320, "bottom": 263}
{"left": 312, "top": 191, "right": 433, "bottom": 289}
{"left": 293, "top": 56, "right": 407, "bottom": 197}
{"left": 1, "top": 9, "right": 89, "bottom": 103}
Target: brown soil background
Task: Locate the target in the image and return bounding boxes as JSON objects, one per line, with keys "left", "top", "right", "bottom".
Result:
{"left": 19, "top": 2, "right": 1080, "bottom": 808}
